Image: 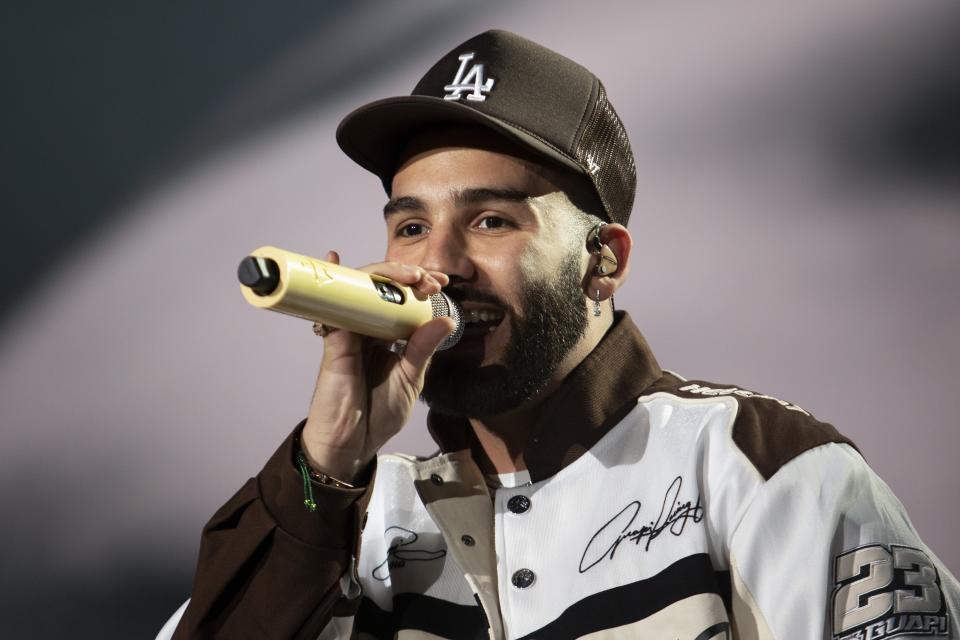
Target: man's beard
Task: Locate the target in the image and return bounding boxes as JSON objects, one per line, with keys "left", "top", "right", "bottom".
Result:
{"left": 422, "top": 253, "right": 588, "bottom": 419}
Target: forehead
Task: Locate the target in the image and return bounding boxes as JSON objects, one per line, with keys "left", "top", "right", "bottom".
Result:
{"left": 390, "top": 127, "right": 561, "bottom": 196}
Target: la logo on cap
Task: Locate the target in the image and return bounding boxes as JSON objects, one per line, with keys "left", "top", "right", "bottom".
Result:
{"left": 443, "top": 52, "right": 495, "bottom": 102}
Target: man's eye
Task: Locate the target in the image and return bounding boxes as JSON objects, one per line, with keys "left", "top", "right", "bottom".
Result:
{"left": 397, "top": 223, "right": 426, "bottom": 237}
{"left": 477, "top": 216, "right": 508, "bottom": 230}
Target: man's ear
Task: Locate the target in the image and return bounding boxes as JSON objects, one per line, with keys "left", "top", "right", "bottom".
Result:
{"left": 587, "top": 223, "right": 632, "bottom": 301}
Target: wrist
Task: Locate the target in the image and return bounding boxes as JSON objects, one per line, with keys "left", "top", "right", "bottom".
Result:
{"left": 297, "top": 439, "right": 370, "bottom": 486}
{"left": 297, "top": 449, "right": 358, "bottom": 489}
{"left": 294, "top": 443, "right": 371, "bottom": 513}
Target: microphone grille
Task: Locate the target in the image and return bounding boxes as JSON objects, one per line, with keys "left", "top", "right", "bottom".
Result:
{"left": 429, "top": 293, "right": 464, "bottom": 351}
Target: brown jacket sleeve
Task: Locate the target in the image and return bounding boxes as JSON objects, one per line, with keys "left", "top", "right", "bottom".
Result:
{"left": 173, "top": 422, "right": 375, "bottom": 640}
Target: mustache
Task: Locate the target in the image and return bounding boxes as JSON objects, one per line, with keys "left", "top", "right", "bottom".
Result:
{"left": 442, "top": 285, "right": 507, "bottom": 309}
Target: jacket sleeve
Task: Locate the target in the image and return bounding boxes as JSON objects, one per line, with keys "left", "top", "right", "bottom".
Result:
{"left": 726, "top": 442, "right": 960, "bottom": 639}
{"left": 167, "top": 421, "right": 375, "bottom": 640}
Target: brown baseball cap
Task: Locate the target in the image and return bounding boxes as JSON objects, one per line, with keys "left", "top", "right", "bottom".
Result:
{"left": 336, "top": 29, "right": 636, "bottom": 226}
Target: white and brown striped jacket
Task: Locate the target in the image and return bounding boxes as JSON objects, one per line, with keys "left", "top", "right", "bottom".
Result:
{"left": 162, "top": 313, "right": 959, "bottom": 639}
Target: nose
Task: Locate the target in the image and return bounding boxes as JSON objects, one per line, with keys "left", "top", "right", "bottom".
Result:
{"left": 419, "top": 225, "right": 474, "bottom": 282}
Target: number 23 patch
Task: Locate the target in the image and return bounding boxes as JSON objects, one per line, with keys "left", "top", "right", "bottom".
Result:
{"left": 832, "top": 544, "right": 948, "bottom": 639}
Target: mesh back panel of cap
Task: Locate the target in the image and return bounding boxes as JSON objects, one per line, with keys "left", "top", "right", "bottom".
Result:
{"left": 573, "top": 84, "right": 636, "bottom": 226}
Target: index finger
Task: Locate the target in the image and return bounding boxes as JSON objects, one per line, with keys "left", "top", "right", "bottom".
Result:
{"left": 359, "top": 261, "right": 444, "bottom": 295}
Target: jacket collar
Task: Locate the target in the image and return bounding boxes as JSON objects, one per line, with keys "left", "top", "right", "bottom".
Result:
{"left": 427, "top": 311, "right": 663, "bottom": 482}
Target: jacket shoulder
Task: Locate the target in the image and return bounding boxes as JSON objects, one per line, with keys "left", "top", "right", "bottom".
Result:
{"left": 645, "top": 372, "right": 857, "bottom": 480}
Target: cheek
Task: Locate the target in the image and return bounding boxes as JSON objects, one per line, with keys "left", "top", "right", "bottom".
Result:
{"left": 383, "top": 241, "right": 415, "bottom": 265}
{"left": 487, "top": 246, "right": 551, "bottom": 311}
{"left": 515, "top": 239, "right": 572, "bottom": 284}
{"left": 472, "top": 253, "right": 514, "bottom": 295}
{"left": 517, "top": 246, "right": 542, "bottom": 275}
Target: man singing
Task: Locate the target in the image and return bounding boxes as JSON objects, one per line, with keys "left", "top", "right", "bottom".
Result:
{"left": 162, "top": 30, "right": 959, "bottom": 639}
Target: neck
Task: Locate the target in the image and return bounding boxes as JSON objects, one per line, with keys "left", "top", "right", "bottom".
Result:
{"left": 468, "top": 311, "right": 613, "bottom": 474}
{"left": 468, "top": 405, "right": 538, "bottom": 473}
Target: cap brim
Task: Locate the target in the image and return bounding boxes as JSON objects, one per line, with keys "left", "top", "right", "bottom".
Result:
{"left": 336, "top": 96, "right": 584, "bottom": 191}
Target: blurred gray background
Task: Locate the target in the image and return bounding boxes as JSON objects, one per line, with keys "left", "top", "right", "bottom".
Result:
{"left": 2, "top": 1, "right": 958, "bottom": 637}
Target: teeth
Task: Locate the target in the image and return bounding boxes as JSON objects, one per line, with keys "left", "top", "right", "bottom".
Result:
{"left": 466, "top": 310, "right": 503, "bottom": 324}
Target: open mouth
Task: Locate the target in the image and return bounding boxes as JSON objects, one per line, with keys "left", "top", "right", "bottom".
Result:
{"left": 460, "top": 307, "right": 506, "bottom": 338}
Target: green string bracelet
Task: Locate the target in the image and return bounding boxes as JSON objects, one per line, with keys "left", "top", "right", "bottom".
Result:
{"left": 296, "top": 450, "right": 318, "bottom": 512}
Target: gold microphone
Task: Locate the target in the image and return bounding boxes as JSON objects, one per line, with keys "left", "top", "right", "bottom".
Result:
{"left": 237, "top": 246, "right": 463, "bottom": 350}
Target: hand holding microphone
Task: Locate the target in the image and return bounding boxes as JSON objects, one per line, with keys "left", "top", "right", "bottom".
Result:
{"left": 237, "top": 246, "right": 463, "bottom": 347}
{"left": 237, "top": 247, "right": 460, "bottom": 484}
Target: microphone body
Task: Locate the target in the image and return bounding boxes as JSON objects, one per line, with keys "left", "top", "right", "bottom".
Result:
{"left": 238, "top": 246, "right": 463, "bottom": 350}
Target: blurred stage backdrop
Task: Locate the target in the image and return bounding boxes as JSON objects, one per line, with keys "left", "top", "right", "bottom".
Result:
{"left": 2, "top": 1, "right": 959, "bottom": 637}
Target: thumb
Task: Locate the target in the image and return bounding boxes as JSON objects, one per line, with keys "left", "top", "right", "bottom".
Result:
{"left": 399, "top": 317, "right": 456, "bottom": 382}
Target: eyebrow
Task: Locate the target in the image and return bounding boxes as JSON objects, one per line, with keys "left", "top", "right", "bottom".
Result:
{"left": 383, "top": 187, "right": 533, "bottom": 218}
{"left": 457, "top": 187, "right": 532, "bottom": 206}
{"left": 383, "top": 196, "right": 424, "bottom": 217}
